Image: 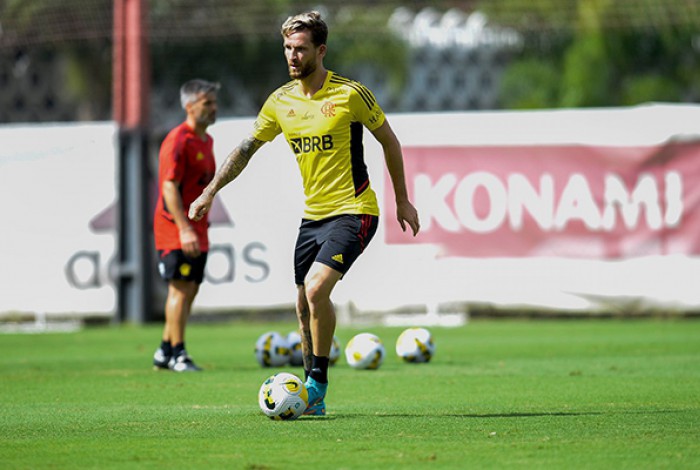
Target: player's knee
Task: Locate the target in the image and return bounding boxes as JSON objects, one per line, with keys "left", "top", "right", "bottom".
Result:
{"left": 170, "top": 280, "right": 198, "bottom": 301}
{"left": 304, "top": 279, "right": 331, "bottom": 306}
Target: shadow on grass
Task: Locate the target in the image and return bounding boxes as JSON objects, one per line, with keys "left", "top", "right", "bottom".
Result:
{"left": 324, "top": 408, "right": 689, "bottom": 420}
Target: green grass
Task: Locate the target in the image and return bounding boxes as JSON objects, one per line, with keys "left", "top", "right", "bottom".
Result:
{"left": 1, "top": 319, "right": 699, "bottom": 469}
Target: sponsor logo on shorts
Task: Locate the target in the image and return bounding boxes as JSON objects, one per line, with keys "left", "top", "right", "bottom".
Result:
{"left": 332, "top": 254, "right": 344, "bottom": 264}
{"left": 179, "top": 263, "right": 192, "bottom": 276}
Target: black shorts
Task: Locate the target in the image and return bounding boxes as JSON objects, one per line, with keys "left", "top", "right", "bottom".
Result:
{"left": 157, "top": 250, "right": 208, "bottom": 284}
{"left": 294, "top": 214, "right": 378, "bottom": 285}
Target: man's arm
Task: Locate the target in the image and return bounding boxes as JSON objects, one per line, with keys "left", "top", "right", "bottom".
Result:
{"left": 162, "top": 180, "right": 201, "bottom": 258}
{"left": 188, "top": 136, "right": 266, "bottom": 221}
{"left": 371, "top": 120, "right": 420, "bottom": 236}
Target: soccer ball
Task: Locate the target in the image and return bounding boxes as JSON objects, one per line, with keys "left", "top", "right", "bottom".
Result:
{"left": 255, "top": 331, "right": 290, "bottom": 367}
{"left": 395, "top": 327, "right": 435, "bottom": 363}
{"left": 345, "top": 333, "right": 385, "bottom": 370}
{"left": 258, "top": 372, "right": 308, "bottom": 420}
{"left": 329, "top": 335, "right": 341, "bottom": 366}
{"left": 287, "top": 331, "right": 304, "bottom": 367}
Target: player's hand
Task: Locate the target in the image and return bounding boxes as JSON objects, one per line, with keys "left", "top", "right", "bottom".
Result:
{"left": 188, "top": 194, "right": 212, "bottom": 221}
{"left": 179, "top": 226, "right": 201, "bottom": 258}
{"left": 396, "top": 200, "right": 420, "bottom": 236}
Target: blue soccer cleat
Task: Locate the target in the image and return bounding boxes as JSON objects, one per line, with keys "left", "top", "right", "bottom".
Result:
{"left": 303, "top": 400, "right": 326, "bottom": 416}
{"left": 304, "top": 376, "right": 328, "bottom": 408}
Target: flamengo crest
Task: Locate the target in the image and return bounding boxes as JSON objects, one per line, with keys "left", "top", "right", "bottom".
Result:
{"left": 321, "top": 101, "right": 336, "bottom": 117}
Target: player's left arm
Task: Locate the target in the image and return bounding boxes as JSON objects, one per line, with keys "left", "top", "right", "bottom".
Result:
{"left": 371, "top": 121, "right": 420, "bottom": 236}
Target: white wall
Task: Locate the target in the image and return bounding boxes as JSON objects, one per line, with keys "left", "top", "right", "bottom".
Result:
{"left": 2, "top": 104, "right": 700, "bottom": 318}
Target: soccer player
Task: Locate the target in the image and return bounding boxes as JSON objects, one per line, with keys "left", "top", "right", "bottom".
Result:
{"left": 152, "top": 79, "right": 219, "bottom": 372}
{"left": 189, "top": 12, "right": 420, "bottom": 411}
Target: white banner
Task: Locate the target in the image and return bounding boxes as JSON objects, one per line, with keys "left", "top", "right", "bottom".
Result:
{"left": 2, "top": 104, "right": 700, "bottom": 318}
{"left": 1, "top": 123, "right": 118, "bottom": 316}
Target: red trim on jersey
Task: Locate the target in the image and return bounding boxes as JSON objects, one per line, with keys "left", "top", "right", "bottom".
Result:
{"left": 354, "top": 179, "right": 369, "bottom": 198}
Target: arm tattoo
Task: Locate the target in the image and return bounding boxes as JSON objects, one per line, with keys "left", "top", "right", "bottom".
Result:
{"left": 212, "top": 136, "right": 265, "bottom": 190}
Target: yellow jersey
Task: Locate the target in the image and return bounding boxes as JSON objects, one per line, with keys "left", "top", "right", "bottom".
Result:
{"left": 252, "top": 71, "right": 386, "bottom": 220}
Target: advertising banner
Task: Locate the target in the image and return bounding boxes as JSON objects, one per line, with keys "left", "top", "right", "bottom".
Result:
{"left": 388, "top": 142, "right": 700, "bottom": 258}
{"left": 3, "top": 104, "right": 700, "bottom": 317}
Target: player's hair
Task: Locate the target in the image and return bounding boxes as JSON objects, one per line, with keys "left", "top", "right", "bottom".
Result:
{"left": 180, "top": 79, "right": 220, "bottom": 109}
{"left": 280, "top": 11, "right": 328, "bottom": 47}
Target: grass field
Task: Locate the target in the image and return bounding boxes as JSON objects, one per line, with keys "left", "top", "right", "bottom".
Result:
{"left": 1, "top": 318, "right": 699, "bottom": 469}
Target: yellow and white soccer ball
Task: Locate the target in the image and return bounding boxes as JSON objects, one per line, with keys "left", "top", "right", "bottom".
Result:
{"left": 329, "top": 335, "right": 341, "bottom": 366}
{"left": 286, "top": 331, "right": 304, "bottom": 367}
{"left": 255, "top": 331, "right": 290, "bottom": 367}
{"left": 395, "top": 327, "right": 435, "bottom": 363}
{"left": 345, "top": 332, "right": 384, "bottom": 370}
{"left": 258, "top": 372, "right": 308, "bottom": 420}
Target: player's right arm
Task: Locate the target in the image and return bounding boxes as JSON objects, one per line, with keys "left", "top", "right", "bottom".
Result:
{"left": 188, "top": 136, "right": 266, "bottom": 221}
{"left": 162, "top": 179, "right": 201, "bottom": 257}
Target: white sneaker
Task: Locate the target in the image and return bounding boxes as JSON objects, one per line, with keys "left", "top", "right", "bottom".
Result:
{"left": 168, "top": 352, "right": 202, "bottom": 372}
{"left": 153, "top": 348, "right": 171, "bottom": 370}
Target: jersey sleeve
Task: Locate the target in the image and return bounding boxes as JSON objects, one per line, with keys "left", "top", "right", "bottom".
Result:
{"left": 252, "top": 94, "right": 282, "bottom": 142}
{"left": 349, "top": 82, "right": 385, "bottom": 131}
{"left": 160, "top": 132, "right": 186, "bottom": 183}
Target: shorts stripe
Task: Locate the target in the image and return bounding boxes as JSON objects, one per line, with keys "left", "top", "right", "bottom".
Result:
{"left": 359, "top": 214, "right": 371, "bottom": 252}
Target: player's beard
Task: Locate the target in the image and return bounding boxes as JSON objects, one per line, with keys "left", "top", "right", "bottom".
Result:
{"left": 288, "top": 59, "right": 316, "bottom": 80}
{"left": 196, "top": 112, "right": 216, "bottom": 127}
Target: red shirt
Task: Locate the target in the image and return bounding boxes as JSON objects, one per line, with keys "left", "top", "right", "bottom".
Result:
{"left": 153, "top": 122, "right": 216, "bottom": 251}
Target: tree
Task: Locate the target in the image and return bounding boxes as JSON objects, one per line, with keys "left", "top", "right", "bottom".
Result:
{"left": 495, "top": 0, "right": 698, "bottom": 109}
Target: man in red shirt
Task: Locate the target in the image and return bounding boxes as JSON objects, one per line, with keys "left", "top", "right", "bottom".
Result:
{"left": 152, "top": 79, "right": 219, "bottom": 372}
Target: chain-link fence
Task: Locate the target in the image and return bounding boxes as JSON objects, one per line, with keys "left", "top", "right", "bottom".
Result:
{"left": 1, "top": 0, "right": 699, "bottom": 126}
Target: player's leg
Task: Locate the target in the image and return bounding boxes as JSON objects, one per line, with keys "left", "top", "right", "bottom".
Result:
{"left": 296, "top": 283, "right": 327, "bottom": 416}
{"left": 305, "top": 262, "right": 341, "bottom": 358}
{"left": 165, "top": 279, "right": 199, "bottom": 359}
{"left": 155, "top": 279, "right": 197, "bottom": 369}
{"left": 292, "top": 219, "right": 330, "bottom": 414}
{"left": 303, "top": 215, "right": 379, "bottom": 410}
{"left": 153, "top": 325, "right": 173, "bottom": 370}
{"left": 303, "top": 262, "right": 341, "bottom": 410}
{"left": 154, "top": 250, "right": 206, "bottom": 372}
{"left": 295, "top": 284, "right": 313, "bottom": 377}
{"left": 293, "top": 220, "right": 320, "bottom": 381}
{"left": 154, "top": 250, "right": 178, "bottom": 369}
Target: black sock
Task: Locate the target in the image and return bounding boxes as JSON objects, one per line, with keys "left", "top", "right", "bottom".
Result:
{"left": 160, "top": 340, "right": 172, "bottom": 357}
{"left": 304, "top": 369, "right": 310, "bottom": 381}
{"left": 310, "top": 355, "right": 329, "bottom": 384}
{"left": 172, "top": 342, "right": 185, "bottom": 357}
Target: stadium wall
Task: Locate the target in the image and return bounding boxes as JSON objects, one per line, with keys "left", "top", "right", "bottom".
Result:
{"left": 2, "top": 104, "right": 700, "bottom": 321}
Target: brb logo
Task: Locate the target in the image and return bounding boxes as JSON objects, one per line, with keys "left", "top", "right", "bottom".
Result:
{"left": 289, "top": 135, "right": 333, "bottom": 154}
